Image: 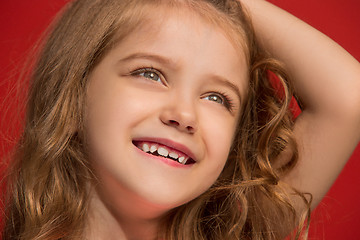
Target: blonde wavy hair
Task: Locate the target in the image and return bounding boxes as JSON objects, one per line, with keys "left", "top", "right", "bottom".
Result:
{"left": 2, "top": 0, "right": 310, "bottom": 239}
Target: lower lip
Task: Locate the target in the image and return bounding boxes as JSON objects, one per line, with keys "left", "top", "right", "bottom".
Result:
{"left": 133, "top": 145, "right": 193, "bottom": 169}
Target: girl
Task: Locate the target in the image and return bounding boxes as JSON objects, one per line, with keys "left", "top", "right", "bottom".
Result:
{"left": 1, "top": 0, "right": 360, "bottom": 239}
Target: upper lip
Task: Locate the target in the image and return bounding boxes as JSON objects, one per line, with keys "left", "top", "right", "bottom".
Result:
{"left": 132, "top": 137, "right": 197, "bottom": 161}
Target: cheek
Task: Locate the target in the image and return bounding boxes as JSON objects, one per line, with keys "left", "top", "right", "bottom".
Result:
{"left": 86, "top": 97, "right": 125, "bottom": 144}
{"left": 199, "top": 109, "right": 237, "bottom": 173}
{"left": 85, "top": 85, "right": 134, "bottom": 161}
{"left": 85, "top": 84, "right": 163, "bottom": 162}
{"left": 85, "top": 104, "right": 123, "bottom": 173}
{"left": 87, "top": 85, "right": 146, "bottom": 133}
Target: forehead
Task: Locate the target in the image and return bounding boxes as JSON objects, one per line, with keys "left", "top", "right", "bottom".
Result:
{"left": 110, "top": 1, "right": 249, "bottom": 60}
{"left": 166, "top": 2, "right": 247, "bottom": 55}
{"left": 120, "top": 10, "right": 246, "bottom": 64}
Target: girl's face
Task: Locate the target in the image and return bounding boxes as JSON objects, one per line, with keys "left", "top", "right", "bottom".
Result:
{"left": 86, "top": 8, "right": 248, "bottom": 218}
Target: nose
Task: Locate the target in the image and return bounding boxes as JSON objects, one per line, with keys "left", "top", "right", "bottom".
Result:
{"left": 159, "top": 100, "right": 198, "bottom": 134}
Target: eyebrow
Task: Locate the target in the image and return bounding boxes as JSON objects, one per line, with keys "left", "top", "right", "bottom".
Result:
{"left": 208, "top": 74, "right": 243, "bottom": 104}
{"left": 118, "top": 52, "right": 177, "bottom": 69}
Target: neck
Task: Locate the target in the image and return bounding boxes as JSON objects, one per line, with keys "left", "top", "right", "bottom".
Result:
{"left": 83, "top": 189, "right": 164, "bottom": 240}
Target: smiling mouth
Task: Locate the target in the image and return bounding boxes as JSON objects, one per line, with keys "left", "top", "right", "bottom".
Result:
{"left": 133, "top": 141, "right": 196, "bottom": 165}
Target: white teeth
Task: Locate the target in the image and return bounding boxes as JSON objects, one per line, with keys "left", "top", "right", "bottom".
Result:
{"left": 142, "top": 143, "right": 150, "bottom": 152}
{"left": 178, "top": 156, "right": 185, "bottom": 163}
{"left": 157, "top": 147, "right": 169, "bottom": 157}
{"left": 169, "top": 152, "right": 179, "bottom": 159}
{"left": 150, "top": 145, "right": 157, "bottom": 153}
{"left": 181, "top": 158, "right": 188, "bottom": 165}
{"left": 140, "top": 143, "right": 190, "bottom": 165}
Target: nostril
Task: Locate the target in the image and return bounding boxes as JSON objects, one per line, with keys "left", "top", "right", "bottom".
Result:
{"left": 186, "top": 126, "right": 194, "bottom": 132}
{"left": 161, "top": 115, "right": 196, "bottom": 133}
{"left": 169, "top": 120, "right": 179, "bottom": 126}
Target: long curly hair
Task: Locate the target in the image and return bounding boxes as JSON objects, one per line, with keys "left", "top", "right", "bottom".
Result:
{"left": 2, "top": 0, "right": 310, "bottom": 239}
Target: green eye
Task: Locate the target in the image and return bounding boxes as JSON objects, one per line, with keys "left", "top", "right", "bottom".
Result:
{"left": 203, "top": 92, "right": 235, "bottom": 111}
{"left": 204, "top": 94, "right": 224, "bottom": 104}
{"left": 131, "top": 68, "right": 163, "bottom": 83}
{"left": 140, "top": 71, "right": 161, "bottom": 82}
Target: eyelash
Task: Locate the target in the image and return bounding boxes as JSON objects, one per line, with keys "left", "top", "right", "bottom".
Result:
{"left": 129, "top": 67, "right": 235, "bottom": 112}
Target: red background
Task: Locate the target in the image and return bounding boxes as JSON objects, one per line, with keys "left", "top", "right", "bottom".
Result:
{"left": 0, "top": 0, "right": 359, "bottom": 239}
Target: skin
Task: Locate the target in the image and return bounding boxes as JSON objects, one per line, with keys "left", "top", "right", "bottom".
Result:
{"left": 85, "top": 8, "right": 248, "bottom": 240}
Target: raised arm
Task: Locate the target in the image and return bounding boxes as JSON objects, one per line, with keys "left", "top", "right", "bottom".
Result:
{"left": 240, "top": 0, "right": 360, "bottom": 208}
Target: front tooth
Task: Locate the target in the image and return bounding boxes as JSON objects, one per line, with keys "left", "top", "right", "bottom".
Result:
{"left": 150, "top": 145, "right": 157, "bottom": 153}
{"left": 142, "top": 143, "right": 150, "bottom": 152}
{"left": 158, "top": 147, "right": 169, "bottom": 157}
{"left": 169, "top": 152, "right": 179, "bottom": 159}
{"left": 178, "top": 156, "right": 185, "bottom": 163}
